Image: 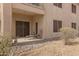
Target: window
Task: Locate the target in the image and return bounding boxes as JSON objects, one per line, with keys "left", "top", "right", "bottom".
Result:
{"left": 53, "top": 20, "right": 62, "bottom": 32}
{"left": 53, "top": 3, "right": 62, "bottom": 8}
{"left": 72, "top": 23, "right": 76, "bottom": 29}
{"left": 53, "top": 3, "right": 58, "bottom": 6}
{"left": 32, "top": 3, "right": 40, "bottom": 6}
{"left": 72, "top": 4, "right": 76, "bottom": 14}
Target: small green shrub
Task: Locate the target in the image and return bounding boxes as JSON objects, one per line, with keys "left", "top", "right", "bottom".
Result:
{"left": 60, "top": 27, "right": 78, "bottom": 45}
{"left": 0, "top": 33, "right": 12, "bottom": 56}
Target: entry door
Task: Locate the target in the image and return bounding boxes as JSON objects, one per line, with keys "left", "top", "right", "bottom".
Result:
{"left": 16, "top": 21, "right": 30, "bottom": 37}
{"left": 36, "top": 22, "right": 38, "bottom": 34}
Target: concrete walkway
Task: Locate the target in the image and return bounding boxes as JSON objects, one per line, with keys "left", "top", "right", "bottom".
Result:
{"left": 17, "top": 37, "right": 42, "bottom": 43}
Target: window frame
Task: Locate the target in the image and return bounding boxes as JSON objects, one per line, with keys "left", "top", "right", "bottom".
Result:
{"left": 53, "top": 3, "right": 62, "bottom": 8}
{"left": 53, "top": 20, "right": 62, "bottom": 32}
{"left": 32, "top": 3, "right": 40, "bottom": 6}
{"left": 72, "top": 22, "right": 76, "bottom": 29}
{"left": 72, "top": 4, "right": 76, "bottom": 14}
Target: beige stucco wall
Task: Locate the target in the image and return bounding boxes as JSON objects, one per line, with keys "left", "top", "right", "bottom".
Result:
{"left": 1, "top": 3, "right": 79, "bottom": 39}
{"left": 0, "top": 7, "right": 1, "bottom": 33}
{"left": 12, "top": 3, "right": 44, "bottom": 15}
{"left": 42, "top": 3, "right": 79, "bottom": 39}
{"left": 31, "top": 15, "right": 43, "bottom": 38}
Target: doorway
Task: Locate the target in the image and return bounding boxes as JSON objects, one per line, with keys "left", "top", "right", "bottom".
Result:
{"left": 36, "top": 22, "right": 38, "bottom": 34}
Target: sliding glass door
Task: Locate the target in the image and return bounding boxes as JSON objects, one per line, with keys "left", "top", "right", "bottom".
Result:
{"left": 16, "top": 21, "right": 30, "bottom": 37}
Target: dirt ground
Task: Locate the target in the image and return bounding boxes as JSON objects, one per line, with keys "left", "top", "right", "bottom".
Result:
{"left": 16, "top": 38, "right": 79, "bottom": 56}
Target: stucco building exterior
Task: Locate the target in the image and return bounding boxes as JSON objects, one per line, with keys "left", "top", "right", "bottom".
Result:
{"left": 0, "top": 3, "right": 79, "bottom": 39}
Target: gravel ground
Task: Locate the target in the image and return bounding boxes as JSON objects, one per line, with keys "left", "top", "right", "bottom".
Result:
{"left": 11, "top": 40, "right": 49, "bottom": 56}
{"left": 11, "top": 37, "right": 59, "bottom": 56}
{"left": 11, "top": 37, "right": 79, "bottom": 56}
{"left": 13, "top": 38, "right": 79, "bottom": 56}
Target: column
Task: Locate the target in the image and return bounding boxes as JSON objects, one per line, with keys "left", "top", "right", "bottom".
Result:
{"left": 1, "top": 4, "right": 12, "bottom": 37}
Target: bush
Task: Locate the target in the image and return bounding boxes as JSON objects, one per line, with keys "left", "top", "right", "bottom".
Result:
{"left": 0, "top": 33, "right": 12, "bottom": 56}
{"left": 60, "top": 27, "right": 78, "bottom": 45}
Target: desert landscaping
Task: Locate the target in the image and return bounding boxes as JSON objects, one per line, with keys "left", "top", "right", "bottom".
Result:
{"left": 11, "top": 27, "right": 79, "bottom": 56}
{"left": 14, "top": 38, "right": 79, "bottom": 56}
{"left": 1, "top": 27, "right": 79, "bottom": 56}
